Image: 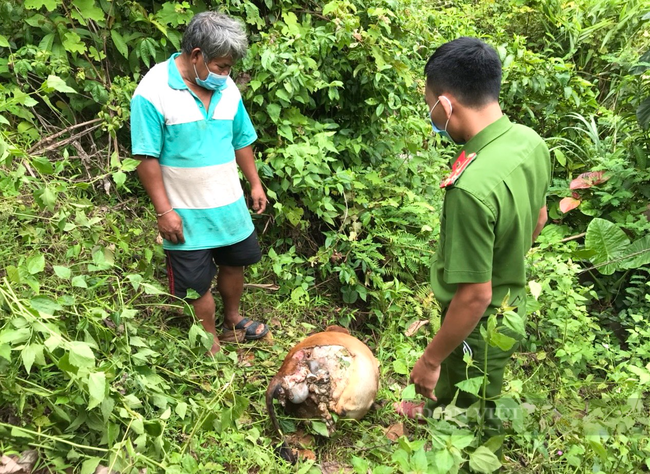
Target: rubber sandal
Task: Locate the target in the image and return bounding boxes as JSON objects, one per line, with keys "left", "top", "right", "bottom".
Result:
{"left": 393, "top": 401, "right": 428, "bottom": 423}
{"left": 223, "top": 317, "right": 269, "bottom": 341}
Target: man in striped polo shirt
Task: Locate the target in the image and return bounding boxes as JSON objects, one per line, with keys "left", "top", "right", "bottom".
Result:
{"left": 131, "top": 12, "right": 268, "bottom": 354}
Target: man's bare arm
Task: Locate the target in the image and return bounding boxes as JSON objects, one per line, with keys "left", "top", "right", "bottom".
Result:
{"left": 235, "top": 146, "right": 267, "bottom": 214}
{"left": 533, "top": 205, "right": 548, "bottom": 242}
{"left": 136, "top": 156, "right": 184, "bottom": 244}
{"left": 410, "top": 281, "right": 492, "bottom": 399}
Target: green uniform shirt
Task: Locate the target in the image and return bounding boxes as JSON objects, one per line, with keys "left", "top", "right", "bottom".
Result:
{"left": 430, "top": 115, "right": 551, "bottom": 318}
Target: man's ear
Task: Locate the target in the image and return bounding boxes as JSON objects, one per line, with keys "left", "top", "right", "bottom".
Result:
{"left": 438, "top": 95, "right": 454, "bottom": 119}
{"left": 190, "top": 48, "right": 202, "bottom": 63}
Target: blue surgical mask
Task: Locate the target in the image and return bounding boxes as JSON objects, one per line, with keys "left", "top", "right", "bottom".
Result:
{"left": 429, "top": 96, "right": 465, "bottom": 145}
{"left": 194, "top": 54, "right": 228, "bottom": 91}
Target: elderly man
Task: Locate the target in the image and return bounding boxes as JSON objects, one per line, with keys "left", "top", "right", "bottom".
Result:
{"left": 130, "top": 12, "right": 268, "bottom": 354}
{"left": 398, "top": 37, "right": 551, "bottom": 438}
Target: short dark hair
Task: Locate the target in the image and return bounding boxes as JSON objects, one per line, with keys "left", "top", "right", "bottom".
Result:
{"left": 424, "top": 37, "right": 502, "bottom": 108}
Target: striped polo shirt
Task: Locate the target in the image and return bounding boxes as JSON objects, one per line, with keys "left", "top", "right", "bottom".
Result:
{"left": 130, "top": 53, "right": 257, "bottom": 251}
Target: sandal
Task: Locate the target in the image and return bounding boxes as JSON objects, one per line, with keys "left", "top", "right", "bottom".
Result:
{"left": 223, "top": 317, "right": 269, "bottom": 341}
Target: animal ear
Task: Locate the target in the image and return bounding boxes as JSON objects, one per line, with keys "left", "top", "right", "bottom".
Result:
{"left": 325, "top": 325, "right": 350, "bottom": 334}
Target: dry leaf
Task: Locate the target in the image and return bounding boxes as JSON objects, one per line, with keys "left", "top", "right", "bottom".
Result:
{"left": 286, "top": 429, "right": 315, "bottom": 447}
{"left": 559, "top": 197, "right": 581, "bottom": 213}
{"left": 0, "top": 456, "right": 23, "bottom": 474}
{"left": 218, "top": 328, "right": 246, "bottom": 343}
{"left": 297, "top": 449, "right": 316, "bottom": 461}
{"left": 237, "top": 350, "right": 255, "bottom": 367}
{"left": 385, "top": 422, "right": 404, "bottom": 441}
{"left": 0, "top": 450, "right": 38, "bottom": 474}
{"left": 405, "top": 320, "right": 429, "bottom": 337}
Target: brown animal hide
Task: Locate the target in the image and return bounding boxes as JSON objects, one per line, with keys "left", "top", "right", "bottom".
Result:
{"left": 266, "top": 326, "right": 379, "bottom": 460}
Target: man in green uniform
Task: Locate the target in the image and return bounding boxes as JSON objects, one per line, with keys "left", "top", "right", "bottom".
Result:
{"left": 399, "top": 37, "right": 551, "bottom": 435}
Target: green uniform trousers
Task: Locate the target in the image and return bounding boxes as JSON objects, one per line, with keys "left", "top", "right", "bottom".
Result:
{"left": 429, "top": 318, "right": 522, "bottom": 440}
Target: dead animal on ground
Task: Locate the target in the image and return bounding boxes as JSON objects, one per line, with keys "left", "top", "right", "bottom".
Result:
{"left": 266, "top": 326, "right": 380, "bottom": 462}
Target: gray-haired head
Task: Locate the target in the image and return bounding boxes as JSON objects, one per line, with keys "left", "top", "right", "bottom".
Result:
{"left": 181, "top": 12, "right": 248, "bottom": 61}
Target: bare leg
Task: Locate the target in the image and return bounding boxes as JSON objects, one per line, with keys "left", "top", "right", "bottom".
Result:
{"left": 218, "top": 265, "right": 266, "bottom": 336}
{"left": 190, "top": 290, "right": 221, "bottom": 354}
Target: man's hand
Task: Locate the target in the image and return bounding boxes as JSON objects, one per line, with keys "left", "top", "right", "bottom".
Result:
{"left": 250, "top": 185, "right": 267, "bottom": 214}
{"left": 410, "top": 355, "right": 441, "bottom": 401}
{"left": 157, "top": 211, "right": 185, "bottom": 244}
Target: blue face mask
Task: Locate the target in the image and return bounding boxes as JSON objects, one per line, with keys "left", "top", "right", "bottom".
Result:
{"left": 429, "top": 96, "right": 465, "bottom": 145}
{"left": 194, "top": 54, "right": 228, "bottom": 91}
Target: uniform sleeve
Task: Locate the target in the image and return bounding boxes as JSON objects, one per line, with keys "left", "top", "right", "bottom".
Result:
{"left": 232, "top": 99, "right": 258, "bottom": 150}
{"left": 442, "top": 188, "right": 495, "bottom": 284}
{"left": 130, "top": 94, "right": 164, "bottom": 158}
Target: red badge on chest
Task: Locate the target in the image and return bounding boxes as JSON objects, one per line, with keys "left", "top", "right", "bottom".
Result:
{"left": 440, "top": 151, "right": 477, "bottom": 188}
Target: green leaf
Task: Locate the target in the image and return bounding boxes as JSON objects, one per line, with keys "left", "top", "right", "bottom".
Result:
{"left": 26, "top": 253, "right": 45, "bottom": 274}
{"left": 0, "top": 343, "right": 11, "bottom": 362}
{"left": 44, "top": 333, "right": 63, "bottom": 352}
{"left": 430, "top": 449, "right": 454, "bottom": 474}
{"left": 175, "top": 402, "right": 188, "bottom": 420}
{"left": 267, "top": 103, "right": 281, "bottom": 122}
{"left": 469, "top": 446, "right": 502, "bottom": 473}
{"left": 34, "top": 186, "right": 58, "bottom": 210}
{"left": 68, "top": 341, "right": 95, "bottom": 368}
{"left": 31, "top": 156, "right": 54, "bottom": 174}
{"left": 80, "top": 457, "right": 101, "bottom": 474}
{"left": 412, "top": 447, "right": 428, "bottom": 471}
{"left": 112, "top": 170, "right": 127, "bottom": 188}
{"left": 637, "top": 96, "right": 650, "bottom": 130}
{"left": 455, "top": 376, "right": 484, "bottom": 395}
{"left": 62, "top": 31, "right": 86, "bottom": 54}
{"left": 311, "top": 420, "right": 329, "bottom": 437}
{"left": 502, "top": 310, "right": 525, "bottom": 337}
{"left": 621, "top": 235, "right": 650, "bottom": 270}
{"left": 0, "top": 328, "right": 31, "bottom": 345}
{"left": 24, "top": 0, "right": 58, "bottom": 11}
{"left": 72, "top": 0, "right": 105, "bottom": 22}
{"left": 87, "top": 371, "right": 106, "bottom": 409}
{"left": 72, "top": 275, "right": 88, "bottom": 288}
{"left": 44, "top": 75, "right": 77, "bottom": 94}
{"left": 584, "top": 218, "right": 630, "bottom": 274}
{"left": 22, "top": 344, "right": 37, "bottom": 372}
{"left": 30, "top": 296, "right": 63, "bottom": 315}
{"left": 489, "top": 331, "right": 517, "bottom": 351}
{"left": 0, "top": 34, "right": 9, "bottom": 48}
{"left": 53, "top": 266, "right": 71, "bottom": 279}
{"left": 132, "top": 417, "right": 144, "bottom": 435}
{"left": 392, "top": 359, "right": 409, "bottom": 375}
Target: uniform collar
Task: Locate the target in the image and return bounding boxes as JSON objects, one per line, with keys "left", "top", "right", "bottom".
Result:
{"left": 168, "top": 53, "right": 189, "bottom": 90}
{"left": 461, "top": 115, "right": 512, "bottom": 157}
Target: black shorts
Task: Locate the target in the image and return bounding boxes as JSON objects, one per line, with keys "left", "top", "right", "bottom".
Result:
{"left": 165, "top": 231, "right": 261, "bottom": 299}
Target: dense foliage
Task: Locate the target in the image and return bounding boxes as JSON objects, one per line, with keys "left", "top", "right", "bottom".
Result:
{"left": 1, "top": 0, "right": 649, "bottom": 472}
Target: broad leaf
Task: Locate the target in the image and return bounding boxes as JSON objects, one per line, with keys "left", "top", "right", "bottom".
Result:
{"left": 68, "top": 341, "right": 95, "bottom": 368}
{"left": 559, "top": 197, "right": 580, "bottom": 213}
{"left": 26, "top": 253, "right": 45, "bottom": 274}
{"left": 621, "top": 235, "right": 650, "bottom": 270}
{"left": 469, "top": 446, "right": 502, "bottom": 473}
{"left": 489, "top": 331, "right": 517, "bottom": 351}
{"left": 637, "top": 96, "right": 650, "bottom": 130}
{"left": 0, "top": 34, "right": 9, "bottom": 48}
{"left": 44, "top": 75, "right": 77, "bottom": 94}
{"left": 72, "top": 0, "right": 105, "bottom": 22}
{"left": 30, "top": 296, "right": 63, "bottom": 315}
{"left": 311, "top": 420, "right": 329, "bottom": 437}
{"left": 584, "top": 218, "right": 630, "bottom": 274}
{"left": 53, "top": 265, "right": 71, "bottom": 279}
{"left": 455, "top": 376, "right": 484, "bottom": 395}
{"left": 87, "top": 371, "right": 106, "bottom": 409}
{"left": 24, "top": 0, "right": 58, "bottom": 11}
{"left": 569, "top": 171, "right": 609, "bottom": 189}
